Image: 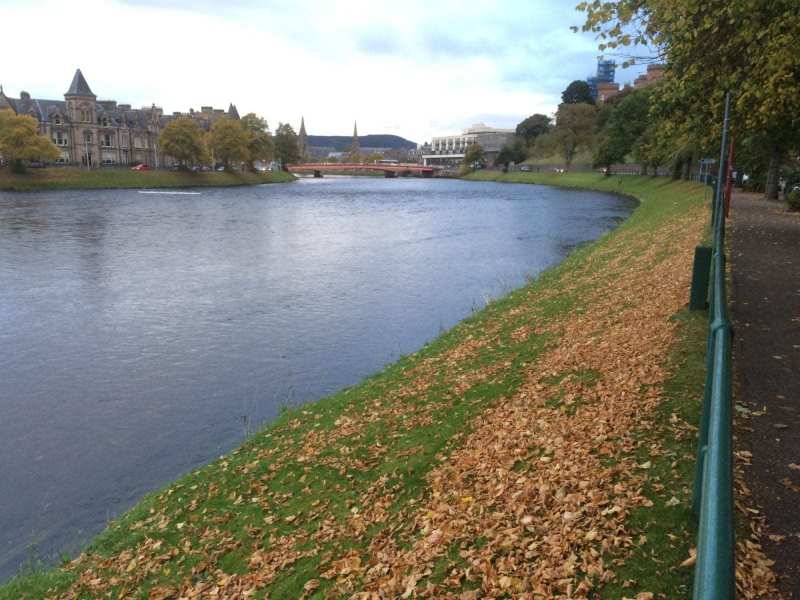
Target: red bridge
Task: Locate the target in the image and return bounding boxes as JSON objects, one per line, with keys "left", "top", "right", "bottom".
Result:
{"left": 286, "top": 162, "right": 440, "bottom": 178}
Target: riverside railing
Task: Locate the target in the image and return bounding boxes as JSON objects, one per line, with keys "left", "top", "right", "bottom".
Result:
{"left": 689, "top": 92, "right": 735, "bottom": 599}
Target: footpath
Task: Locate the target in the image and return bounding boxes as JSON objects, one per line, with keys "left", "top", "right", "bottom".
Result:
{"left": 731, "top": 192, "right": 800, "bottom": 598}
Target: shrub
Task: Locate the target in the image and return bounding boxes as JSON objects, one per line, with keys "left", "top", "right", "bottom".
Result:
{"left": 787, "top": 190, "right": 800, "bottom": 211}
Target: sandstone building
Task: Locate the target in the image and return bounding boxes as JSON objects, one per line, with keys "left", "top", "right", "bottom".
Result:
{"left": 0, "top": 69, "right": 240, "bottom": 168}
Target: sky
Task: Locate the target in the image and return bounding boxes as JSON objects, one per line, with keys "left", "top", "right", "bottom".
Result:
{"left": 0, "top": 0, "right": 649, "bottom": 144}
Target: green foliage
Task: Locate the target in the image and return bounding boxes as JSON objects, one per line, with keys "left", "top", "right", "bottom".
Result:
{"left": 240, "top": 113, "right": 274, "bottom": 171}
{"left": 787, "top": 190, "right": 800, "bottom": 211}
{"left": 593, "top": 89, "right": 652, "bottom": 169}
{"left": 576, "top": 0, "right": 800, "bottom": 194}
{"left": 273, "top": 123, "right": 301, "bottom": 167}
{"left": 515, "top": 113, "right": 552, "bottom": 144}
{"left": 209, "top": 117, "right": 249, "bottom": 169}
{"left": 495, "top": 137, "right": 527, "bottom": 167}
{"left": 562, "top": 80, "right": 595, "bottom": 105}
{"left": 158, "top": 117, "right": 208, "bottom": 167}
{"left": 536, "top": 103, "right": 598, "bottom": 169}
{"left": 461, "top": 143, "right": 485, "bottom": 173}
{"left": 0, "top": 109, "right": 61, "bottom": 172}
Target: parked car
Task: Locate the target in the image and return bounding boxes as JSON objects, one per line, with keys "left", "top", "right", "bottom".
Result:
{"left": 131, "top": 164, "right": 150, "bottom": 171}
{"left": 519, "top": 165, "right": 532, "bottom": 172}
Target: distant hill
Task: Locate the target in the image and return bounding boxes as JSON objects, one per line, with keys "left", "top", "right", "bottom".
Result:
{"left": 307, "top": 134, "right": 417, "bottom": 151}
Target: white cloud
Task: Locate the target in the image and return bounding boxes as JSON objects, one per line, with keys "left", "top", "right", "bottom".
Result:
{"left": 0, "top": 0, "right": 648, "bottom": 142}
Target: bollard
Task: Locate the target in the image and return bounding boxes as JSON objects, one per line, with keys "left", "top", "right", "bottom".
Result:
{"left": 689, "top": 246, "right": 712, "bottom": 310}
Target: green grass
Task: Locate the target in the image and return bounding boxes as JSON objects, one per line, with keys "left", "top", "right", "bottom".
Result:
{"left": 0, "top": 172, "right": 710, "bottom": 599}
{"left": 0, "top": 167, "right": 296, "bottom": 192}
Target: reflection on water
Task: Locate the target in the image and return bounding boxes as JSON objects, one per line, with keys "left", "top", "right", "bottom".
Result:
{"left": 0, "top": 177, "right": 635, "bottom": 579}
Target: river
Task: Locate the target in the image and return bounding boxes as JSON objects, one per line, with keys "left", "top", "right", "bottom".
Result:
{"left": 0, "top": 176, "right": 635, "bottom": 580}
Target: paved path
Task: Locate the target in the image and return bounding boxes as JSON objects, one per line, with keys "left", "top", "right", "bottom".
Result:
{"left": 731, "top": 192, "right": 800, "bottom": 597}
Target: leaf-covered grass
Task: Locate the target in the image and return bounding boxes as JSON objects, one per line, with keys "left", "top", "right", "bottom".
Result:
{"left": 1, "top": 173, "right": 711, "bottom": 599}
{"left": 0, "top": 167, "right": 295, "bottom": 192}
{"left": 599, "top": 310, "right": 707, "bottom": 598}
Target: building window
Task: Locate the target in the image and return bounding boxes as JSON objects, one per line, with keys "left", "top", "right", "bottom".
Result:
{"left": 54, "top": 115, "right": 62, "bottom": 125}
{"left": 53, "top": 132, "right": 67, "bottom": 146}
{"left": 84, "top": 131, "right": 93, "bottom": 144}
{"left": 101, "top": 134, "right": 112, "bottom": 147}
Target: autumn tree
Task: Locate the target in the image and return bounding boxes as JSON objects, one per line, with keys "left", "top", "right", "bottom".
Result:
{"left": 158, "top": 117, "right": 208, "bottom": 168}
{"left": 576, "top": 0, "right": 800, "bottom": 198}
{"left": 241, "top": 113, "right": 274, "bottom": 171}
{"left": 515, "top": 114, "right": 552, "bottom": 145}
{"left": 273, "top": 123, "right": 301, "bottom": 168}
{"left": 462, "top": 143, "right": 485, "bottom": 173}
{"left": 0, "top": 109, "right": 61, "bottom": 173}
{"left": 561, "top": 80, "right": 595, "bottom": 105}
{"left": 209, "top": 117, "right": 249, "bottom": 170}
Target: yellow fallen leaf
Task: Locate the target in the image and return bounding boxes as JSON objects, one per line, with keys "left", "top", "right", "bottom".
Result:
{"left": 680, "top": 548, "right": 697, "bottom": 568}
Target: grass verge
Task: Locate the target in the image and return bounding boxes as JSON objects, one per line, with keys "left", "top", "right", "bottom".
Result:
{"left": 1, "top": 173, "right": 710, "bottom": 599}
{"left": 0, "top": 168, "right": 295, "bottom": 192}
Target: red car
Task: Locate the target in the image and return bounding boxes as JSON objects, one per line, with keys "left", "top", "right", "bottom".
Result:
{"left": 130, "top": 164, "right": 150, "bottom": 171}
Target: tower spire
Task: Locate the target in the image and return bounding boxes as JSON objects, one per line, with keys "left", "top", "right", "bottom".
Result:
{"left": 65, "top": 68, "right": 95, "bottom": 97}
{"left": 350, "top": 121, "right": 360, "bottom": 158}
{"left": 298, "top": 116, "right": 308, "bottom": 160}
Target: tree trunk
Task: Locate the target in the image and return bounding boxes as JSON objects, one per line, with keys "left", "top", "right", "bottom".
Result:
{"left": 765, "top": 144, "right": 782, "bottom": 200}
{"left": 683, "top": 155, "right": 693, "bottom": 180}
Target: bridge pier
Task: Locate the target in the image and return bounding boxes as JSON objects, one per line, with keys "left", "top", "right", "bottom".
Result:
{"left": 313, "top": 170, "right": 323, "bottom": 178}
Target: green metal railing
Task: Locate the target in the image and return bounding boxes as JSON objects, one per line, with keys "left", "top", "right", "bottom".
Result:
{"left": 690, "top": 92, "right": 735, "bottom": 599}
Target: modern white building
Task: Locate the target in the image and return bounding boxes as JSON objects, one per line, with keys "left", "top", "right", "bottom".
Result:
{"left": 419, "top": 123, "right": 515, "bottom": 167}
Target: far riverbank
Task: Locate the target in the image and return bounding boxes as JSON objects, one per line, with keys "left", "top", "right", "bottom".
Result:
{"left": 0, "top": 167, "right": 295, "bottom": 192}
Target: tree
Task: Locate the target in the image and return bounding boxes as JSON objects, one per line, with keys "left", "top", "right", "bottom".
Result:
{"left": 576, "top": 0, "right": 800, "bottom": 198}
{"left": 241, "top": 113, "right": 274, "bottom": 171}
{"left": 209, "top": 117, "right": 249, "bottom": 170}
{"left": 495, "top": 137, "right": 528, "bottom": 169}
{"left": 539, "top": 103, "right": 598, "bottom": 170}
{"left": 561, "top": 80, "right": 595, "bottom": 105}
{"left": 593, "top": 88, "right": 652, "bottom": 172}
{"left": 158, "top": 117, "right": 207, "bottom": 168}
{"left": 273, "top": 123, "right": 301, "bottom": 168}
{"left": 462, "top": 143, "right": 485, "bottom": 173}
{"left": 515, "top": 114, "right": 552, "bottom": 145}
{"left": 0, "top": 109, "right": 61, "bottom": 173}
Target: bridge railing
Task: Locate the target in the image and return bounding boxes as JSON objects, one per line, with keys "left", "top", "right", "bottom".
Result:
{"left": 690, "top": 92, "right": 735, "bottom": 600}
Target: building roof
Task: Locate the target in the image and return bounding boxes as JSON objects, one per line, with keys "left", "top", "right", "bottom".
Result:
{"left": 228, "top": 103, "right": 240, "bottom": 119}
{"left": 65, "top": 69, "right": 95, "bottom": 97}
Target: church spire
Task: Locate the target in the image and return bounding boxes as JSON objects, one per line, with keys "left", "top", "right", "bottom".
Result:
{"left": 298, "top": 117, "right": 308, "bottom": 160}
{"left": 350, "top": 121, "right": 360, "bottom": 158}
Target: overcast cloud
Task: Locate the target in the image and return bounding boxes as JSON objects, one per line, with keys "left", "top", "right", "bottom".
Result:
{"left": 0, "top": 0, "right": 648, "bottom": 143}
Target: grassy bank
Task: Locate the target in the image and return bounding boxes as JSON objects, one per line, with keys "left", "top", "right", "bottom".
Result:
{"left": 0, "top": 168, "right": 295, "bottom": 192}
{"left": 2, "top": 174, "right": 712, "bottom": 599}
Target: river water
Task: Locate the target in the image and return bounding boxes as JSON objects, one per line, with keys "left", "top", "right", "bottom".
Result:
{"left": 0, "top": 176, "right": 635, "bottom": 580}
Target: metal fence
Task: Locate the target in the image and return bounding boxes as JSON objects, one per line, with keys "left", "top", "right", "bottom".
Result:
{"left": 689, "top": 92, "right": 735, "bottom": 599}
